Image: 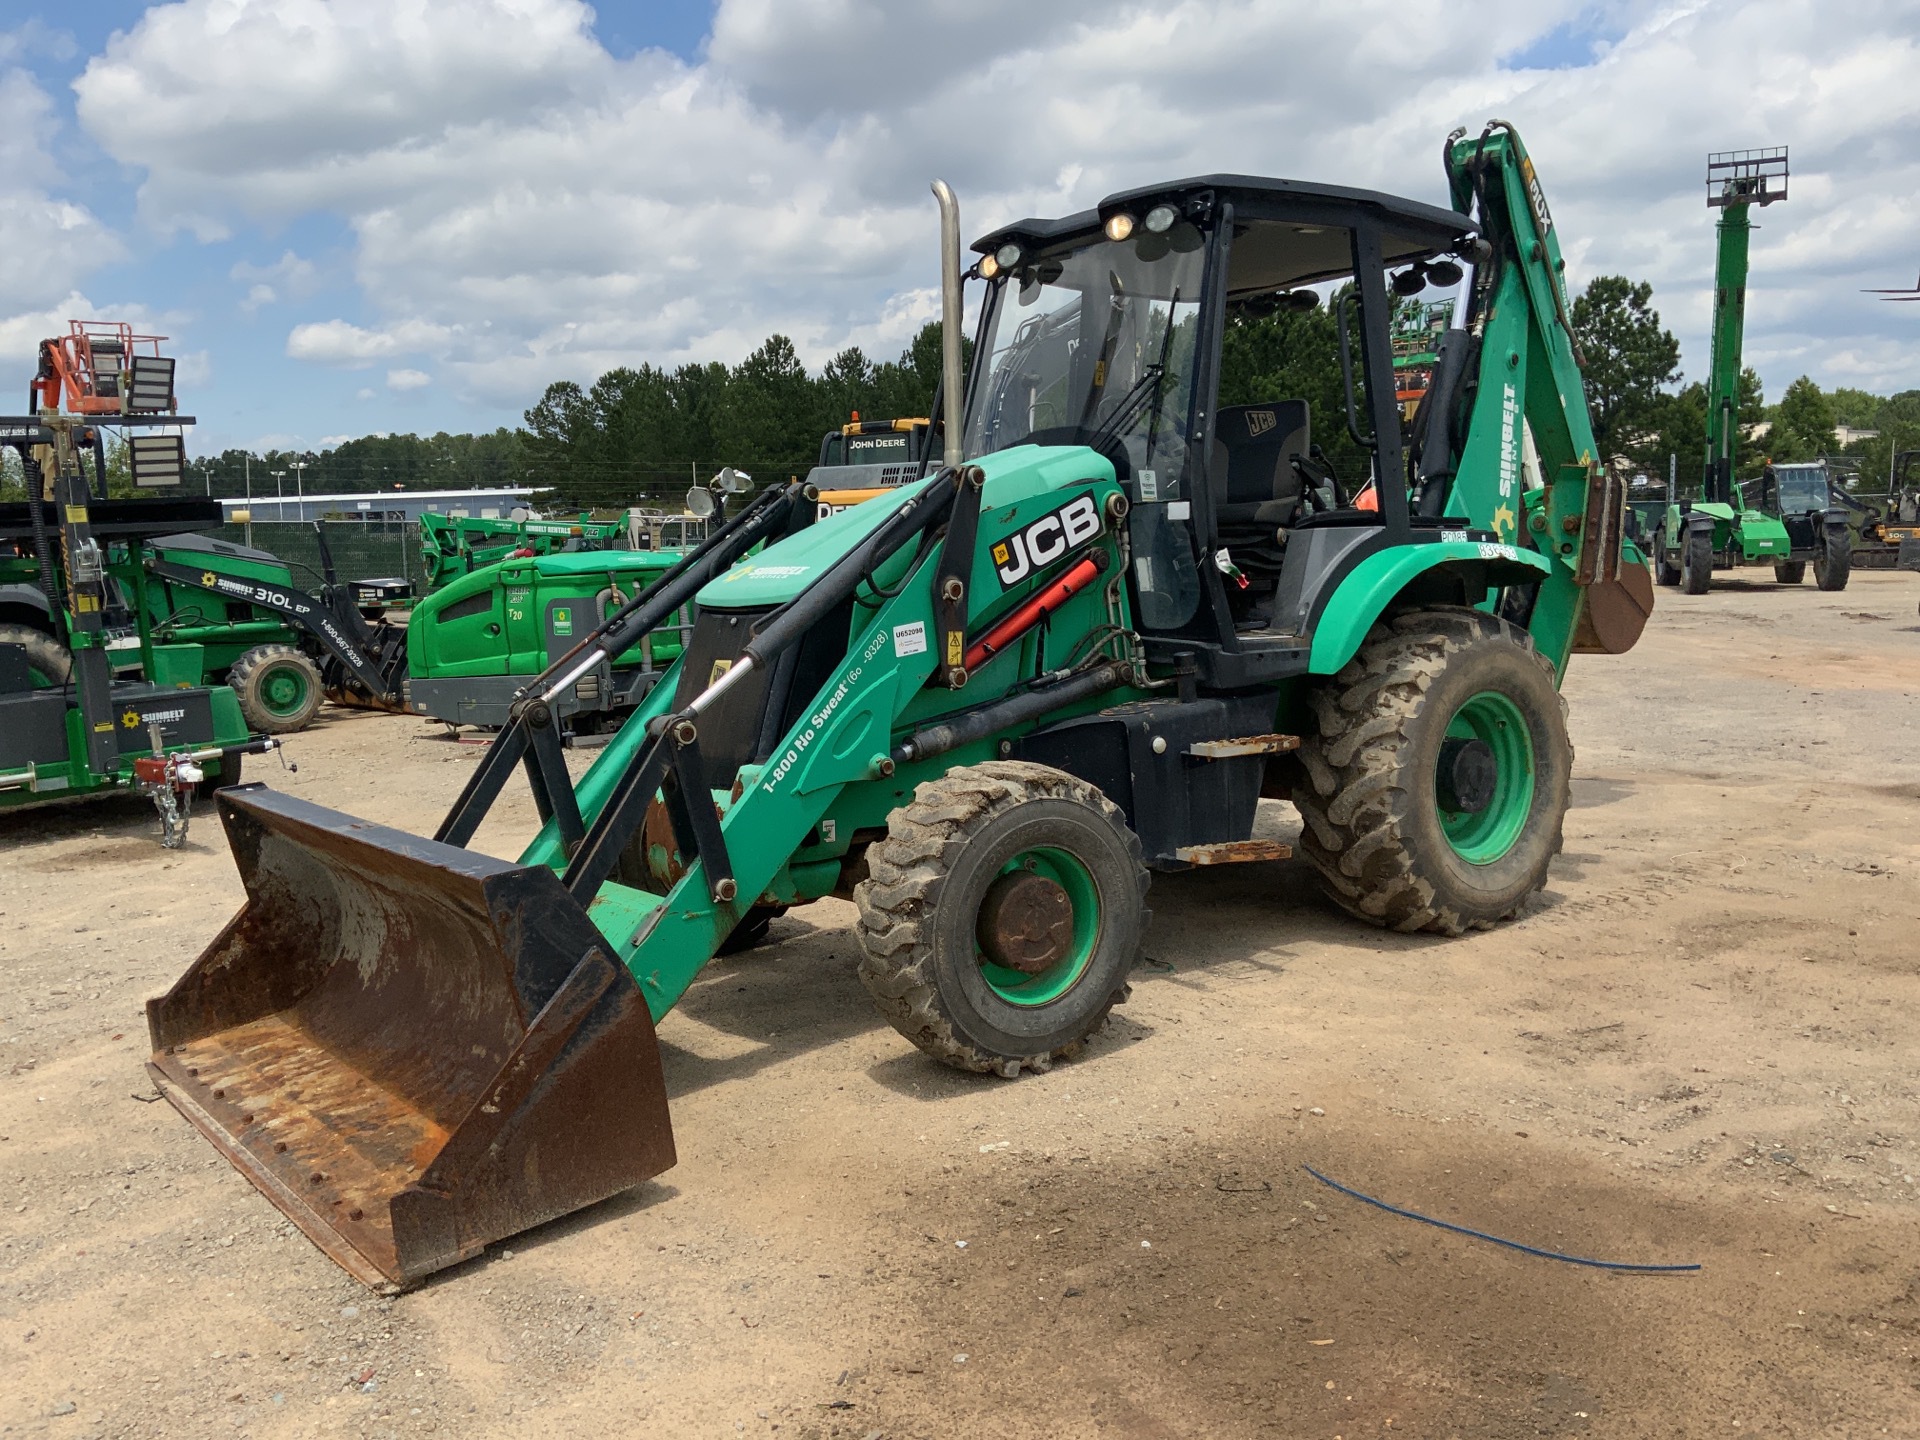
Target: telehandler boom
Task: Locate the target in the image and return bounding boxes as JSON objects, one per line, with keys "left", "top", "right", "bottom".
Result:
{"left": 149, "top": 123, "right": 1650, "bottom": 1289}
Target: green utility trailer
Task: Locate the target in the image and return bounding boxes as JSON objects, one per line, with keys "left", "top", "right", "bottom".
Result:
{"left": 150, "top": 123, "right": 1655, "bottom": 1289}
{"left": 1654, "top": 148, "right": 1850, "bottom": 592}
{"left": 1, "top": 418, "right": 275, "bottom": 845}
{"left": 403, "top": 546, "right": 692, "bottom": 730}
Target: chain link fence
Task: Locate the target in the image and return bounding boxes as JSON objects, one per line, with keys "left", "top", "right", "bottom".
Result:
{"left": 211, "top": 519, "right": 426, "bottom": 590}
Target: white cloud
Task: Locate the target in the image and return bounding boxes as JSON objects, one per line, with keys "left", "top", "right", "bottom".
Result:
{"left": 60, "top": 0, "right": 1920, "bottom": 409}
{"left": 0, "top": 64, "right": 122, "bottom": 320}
{"left": 386, "top": 367, "right": 431, "bottom": 391}
{"left": 232, "top": 250, "right": 321, "bottom": 311}
{"left": 286, "top": 317, "right": 456, "bottom": 366}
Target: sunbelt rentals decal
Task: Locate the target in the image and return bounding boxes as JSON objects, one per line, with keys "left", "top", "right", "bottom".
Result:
{"left": 988, "top": 492, "right": 1102, "bottom": 590}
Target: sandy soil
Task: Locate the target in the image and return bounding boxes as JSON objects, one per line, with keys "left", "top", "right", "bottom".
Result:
{"left": 3, "top": 571, "right": 1919, "bottom": 1440}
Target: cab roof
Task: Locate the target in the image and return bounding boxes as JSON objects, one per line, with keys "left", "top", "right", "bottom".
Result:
{"left": 974, "top": 174, "right": 1477, "bottom": 294}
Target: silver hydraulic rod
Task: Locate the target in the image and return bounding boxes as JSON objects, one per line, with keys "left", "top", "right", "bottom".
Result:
{"left": 688, "top": 654, "right": 755, "bottom": 714}
{"left": 931, "top": 180, "right": 965, "bottom": 472}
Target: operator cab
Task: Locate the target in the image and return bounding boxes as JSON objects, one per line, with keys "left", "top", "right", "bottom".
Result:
{"left": 965, "top": 176, "right": 1485, "bottom": 686}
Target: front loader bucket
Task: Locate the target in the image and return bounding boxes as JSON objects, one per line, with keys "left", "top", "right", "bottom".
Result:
{"left": 146, "top": 785, "right": 675, "bottom": 1290}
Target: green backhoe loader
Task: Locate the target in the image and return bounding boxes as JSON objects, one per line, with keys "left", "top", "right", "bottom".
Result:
{"left": 148, "top": 122, "right": 1652, "bottom": 1289}
{"left": 1653, "top": 149, "right": 1851, "bottom": 593}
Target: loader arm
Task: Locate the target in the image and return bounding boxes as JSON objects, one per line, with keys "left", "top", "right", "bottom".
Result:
{"left": 144, "top": 556, "right": 402, "bottom": 702}
{"left": 1443, "top": 121, "right": 1649, "bottom": 673}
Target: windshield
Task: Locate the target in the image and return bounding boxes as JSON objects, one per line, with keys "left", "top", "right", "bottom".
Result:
{"left": 1774, "top": 465, "right": 1829, "bottom": 513}
{"left": 965, "top": 227, "right": 1206, "bottom": 499}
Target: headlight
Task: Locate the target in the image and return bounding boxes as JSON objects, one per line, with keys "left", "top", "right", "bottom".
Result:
{"left": 979, "top": 253, "right": 1000, "bottom": 279}
{"left": 994, "top": 242, "right": 1023, "bottom": 271}
{"left": 1103, "top": 212, "right": 1135, "bottom": 242}
{"left": 1144, "top": 204, "right": 1178, "bottom": 234}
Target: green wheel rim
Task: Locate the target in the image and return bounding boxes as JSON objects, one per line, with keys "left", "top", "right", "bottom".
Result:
{"left": 1438, "top": 690, "right": 1535, "bottom": 865}
{"left": 258, "top": 662, "right": 312, "bottom": 718}
{"left": 977, "top": 846, "right": 1101, "bottom": 1006}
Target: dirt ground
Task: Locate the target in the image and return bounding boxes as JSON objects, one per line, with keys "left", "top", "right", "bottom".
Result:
{"left": 4, "top": 571, "right": 1919, "bottom": 1440}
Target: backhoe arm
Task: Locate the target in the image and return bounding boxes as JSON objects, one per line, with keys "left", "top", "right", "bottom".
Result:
{"left": 1443, "top": 121, "right": 1645, "bottom": 672}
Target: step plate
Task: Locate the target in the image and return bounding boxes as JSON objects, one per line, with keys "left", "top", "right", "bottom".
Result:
{"left": 1170, "top": 839, "right": 1293, "bottom": 865}
{"left": 1187, "top": 734, "right": 1300, "bottom": 759}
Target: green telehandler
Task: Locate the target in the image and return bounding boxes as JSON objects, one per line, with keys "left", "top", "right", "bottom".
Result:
{"left": 1652, "top": 148, "right": 1851, "bottom": 593}
{"left": 148, "top": 122, "right": 1652, "bottom": 1290}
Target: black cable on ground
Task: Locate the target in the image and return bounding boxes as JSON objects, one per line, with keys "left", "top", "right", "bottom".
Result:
{"left": 1302, "top": 1165, "right": 1701, "bottom": 1274}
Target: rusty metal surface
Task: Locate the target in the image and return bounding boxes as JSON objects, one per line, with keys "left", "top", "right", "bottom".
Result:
{"left": 976, "top": 871, "right": 1075, "bottom": 974}
{"left": 1187, "top": 734, "right": 1302, "bottom": 758}
{"left": 147, "top": 785, "right": 676, "bottom": 1289}
{"left": 1571, "top": 558, "right": 1655, "bottom": 655}
{"left": 1171, "top": 839, "right": 1294, "bottom": 865}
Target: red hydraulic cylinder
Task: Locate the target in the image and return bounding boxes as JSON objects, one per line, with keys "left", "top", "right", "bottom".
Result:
{"left": 963, "top": 549, "right": 1108, "bottom": 671}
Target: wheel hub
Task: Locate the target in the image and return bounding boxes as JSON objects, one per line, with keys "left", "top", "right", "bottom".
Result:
{"left": 977, "top": 870, "right": 1075, "bottom": 974}
{"left": 1437, "top": 735, "right": 1497, "bottom": 814}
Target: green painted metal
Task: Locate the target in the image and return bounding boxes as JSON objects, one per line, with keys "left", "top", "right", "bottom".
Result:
{"left": 407, "top": 547, "right": 688, "bottom": 681}
{"left": 1658, "top": 151, "right": 1799, "bottom": 587}
{"left": 977, "top": 847, "right": 1101, "bottom": 1005}
{"left": 254, "top": 657, "right": 315, "bottom": 720}
{"left": 1439, "top": 690, "right": 1535, "bottom": 864}
{"left": 1307, "top": 541, "right": 1550, "bottom": 675}
{"left": 1442, "top": 125, "right": 1610, "bottom": 681}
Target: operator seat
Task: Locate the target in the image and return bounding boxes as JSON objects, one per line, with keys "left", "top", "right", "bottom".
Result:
{"left": 1212, "top": 400, "right": 1310, "bottom": 581}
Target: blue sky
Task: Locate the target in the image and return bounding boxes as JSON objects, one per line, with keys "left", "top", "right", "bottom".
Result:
{"left": 3, "top": 1, "right": 1915, "bottom": 459}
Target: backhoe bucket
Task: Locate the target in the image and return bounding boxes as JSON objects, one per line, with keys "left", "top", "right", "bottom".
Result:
{"left": 146, "top": 785, "right": 676, "bottom": 1291}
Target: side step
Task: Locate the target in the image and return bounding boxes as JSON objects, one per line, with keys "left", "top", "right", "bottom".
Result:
{"left": 1169, "top": 839, "right": 1293, "bottom": 865}
{"left": 1187, "top": 734, "right": 1300, "bottom": 758}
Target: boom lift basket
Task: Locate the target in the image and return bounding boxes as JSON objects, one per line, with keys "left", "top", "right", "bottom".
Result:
{"left": 145, "top": 785, "right": 676, "bottom": 1290}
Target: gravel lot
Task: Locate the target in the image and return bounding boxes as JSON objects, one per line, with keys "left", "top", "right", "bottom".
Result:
{"left": 3, "top": 570, "right": 1918, "bottom": 1439}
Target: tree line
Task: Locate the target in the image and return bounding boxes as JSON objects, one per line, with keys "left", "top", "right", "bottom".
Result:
{"left": 1569, "top": 274, "right": 1918, "bottom": 494}
{"left": 2, "top": 285, "right": 1911, "bottom": 510}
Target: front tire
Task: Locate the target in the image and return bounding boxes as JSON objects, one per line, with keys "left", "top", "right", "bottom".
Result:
{"left": 1773, "top": 560, "right": 1805, "bottom": 585}
{"left": 855, "top": 761, "right": 1149, "bottom": 1076}
{"left": 1813, "top": 533, "right": 1851, "bottom": 591}
{"left": 1653, "top": 535, "right": 1681, "bottom": 586}
{"left": 229, "top": 644, "right": 323, "bottom": 733}
{"left": 1679, "top": 529, "right": 1713, "bottom": 593}
{"left": 1293, "top": 607, "right": 1573, "bottom": 936}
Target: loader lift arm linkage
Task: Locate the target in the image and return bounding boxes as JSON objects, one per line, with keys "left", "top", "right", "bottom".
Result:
{"left": 149, "top": 125, "right": 1649, "bottom": 1290}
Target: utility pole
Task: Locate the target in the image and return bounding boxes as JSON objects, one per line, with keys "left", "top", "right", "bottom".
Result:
{"left": 291, "top": 459, "right": 308, "bottom": 517}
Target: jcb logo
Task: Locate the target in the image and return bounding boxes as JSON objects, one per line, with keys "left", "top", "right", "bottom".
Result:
{"left": 1246, "top": 410, "right": 1277, "bottom": 437}
{"left": 989, "top": 493, "right": 1102, "bottom": 590}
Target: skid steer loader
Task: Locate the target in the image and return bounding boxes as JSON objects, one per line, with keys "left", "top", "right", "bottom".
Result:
{"left": 149, "top": 122, "right": 1653, "bottom": 1290}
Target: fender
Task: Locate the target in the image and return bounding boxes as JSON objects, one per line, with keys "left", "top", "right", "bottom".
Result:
{"left": 1308, "top": 540, "right": 1551, "bottom": 675}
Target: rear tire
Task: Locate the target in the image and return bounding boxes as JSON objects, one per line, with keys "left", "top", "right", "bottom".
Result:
{"left": 1653, "top": 535, "right": 1681, "bottom": 586}
{"left": 1679, "top": 529, "right": 1713, "bottom": 594}
{"left": 229, "top": 644, "right": 323, "bottom": 733}
{"left": 0, "top": 623, "right": 71, "bottom": 687}
{"left": 855, "top": 761, "right": 1149, "bottom": 1076}
{"left": 1813, "top": 533, "right": 1851, "bottom": 591}
{"left": 1773, "top": 560, "right": 1805, "bottom": 584}
{"left": 1293, "top": 607, "right": 1572, "bottom": 936}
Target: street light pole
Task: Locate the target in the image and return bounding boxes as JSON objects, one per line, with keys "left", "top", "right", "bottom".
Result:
{"left": 291, "top": 459, "right": 308, "bottom": 518}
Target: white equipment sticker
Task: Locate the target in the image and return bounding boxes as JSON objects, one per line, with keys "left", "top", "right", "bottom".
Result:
{"left": 892, "top": 621, "right": 928, "bottom": 657}
{"left": 1138, "top": 468, "right": 1159, "bottom": 501}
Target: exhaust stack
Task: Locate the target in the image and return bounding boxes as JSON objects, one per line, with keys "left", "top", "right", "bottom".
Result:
{"left": 931, "top": 180, "right": 965, "bottom": 471}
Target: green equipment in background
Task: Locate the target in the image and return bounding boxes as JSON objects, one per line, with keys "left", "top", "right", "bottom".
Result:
{"left": 1, "top": 363, "right": 276, "bottom": 844}
{"left": 403, "top": 545, "right": 692, "bottom": 732}
{"left": 1653, "top": 148, "right": 1851, "bottom": 593}
{"left": 150, "top": 122, "right": 1655, "bottom": 1288}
